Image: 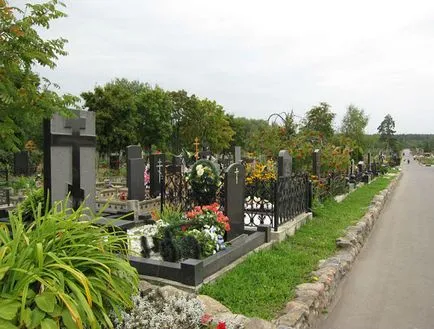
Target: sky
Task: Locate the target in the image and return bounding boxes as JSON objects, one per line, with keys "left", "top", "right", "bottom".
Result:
{"left": 27, "top": 0, "right": 434, "bottom": 134}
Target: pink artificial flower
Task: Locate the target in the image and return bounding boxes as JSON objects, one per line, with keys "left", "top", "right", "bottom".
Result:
{"left": 200, "top": 313, "right": 213, "bottom": 325}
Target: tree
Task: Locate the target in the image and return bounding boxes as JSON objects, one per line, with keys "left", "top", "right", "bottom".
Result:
{"left": 377, "top": 114, "right": 396, "bottom": 152}
{"left": 268, "top": 111, "right": 298, "bottom": 142}
{"left": 0, "top": 0, "right": 77, "bottom": 153}
{"left": 340, "top": 105, "right": 369, "bottom": 160}
{"left": 171, "top": 91, "right": 234, "bottom": 153}
{"left": 250, "top": 124, "right": 283, "bottom": 157}
{"left": 81, "top": 79, "right": 140, "bottom": 155}
{"left": 301, "top": 102, "right": 336, "bottom": 139}
{"left": 136, "top": 85, "right": 173, "bottom": 151}
{"left": 226, "top": 116, "right": 269, "bottom": 151}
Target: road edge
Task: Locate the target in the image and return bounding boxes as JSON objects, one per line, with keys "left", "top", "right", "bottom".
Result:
{"left": 274, "top": 171, "right": 403, "bottom": 329}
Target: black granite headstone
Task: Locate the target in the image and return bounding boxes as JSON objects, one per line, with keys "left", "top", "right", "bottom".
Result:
{"left": 126, "top": 145, "right": 145, "bottom": 201}
{"left": 109, "top": 154, "right": 120, "bottom": 170}
{"left": 225, "top": 163, "right": 245, "bottom": 240}
{"left": 313, "top": 149, "right": 321, "bottom": 178}
{"left": 278, "top": 150, "right": 292, "bottom": 178}
{"left": 14, "top": 151, "right": 30, "bottom": 176}
{"left": 150, "top": 153, "right": 165, "bottom": 198}
{"left": 367, "top": 153, "right": 372, "bottom": 172}
{"left": 44, "top": 111, "right": 96, "bottom": 211}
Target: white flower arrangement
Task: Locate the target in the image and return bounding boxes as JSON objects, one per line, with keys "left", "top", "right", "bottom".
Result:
{"left": 113, "top": 288, "right": 204, "bottom": 329}
{"left": 127, "top": 221, "right": 168, "bottom": 256}
{"left": 196, "top": 164, "right": 205, "bottom": 177}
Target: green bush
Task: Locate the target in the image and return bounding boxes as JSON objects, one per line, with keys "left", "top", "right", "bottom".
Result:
{"left": 0, "top": 200, "right": 139, "bottom": 329}
{"left": 14, "top": 188, "right": 45, "bottom": 222}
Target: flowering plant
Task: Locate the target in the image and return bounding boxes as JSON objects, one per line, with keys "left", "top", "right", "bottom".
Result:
{"left": 188, "top": 160, "right": 221, "bottom": 205}
{"left": 186, "top": 203, "right": 230, "bottom": 233}
{"left": 147, "top": 203, "right": 230, "bottom": 261}
{"left": 144, "top": 167, "right": 150, "bottom": 186}
{"left": 201, "top": 313, "right": 227, "bottom": 329}
{"left": 245, "top": 160, "right": 276, "bottom": 184}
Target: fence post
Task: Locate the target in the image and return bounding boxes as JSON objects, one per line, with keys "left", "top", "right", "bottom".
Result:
{"left": 307, "top": 179, "right": 313, "bottom": 212}
{"left": 160, "top": 165, "right": 165, "bottom": 213}
{"left": 273, "top": 179, "right": 279, "bottom": 232}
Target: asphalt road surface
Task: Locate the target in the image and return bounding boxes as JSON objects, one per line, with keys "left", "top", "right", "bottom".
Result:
{"left": 316, "top": 151, "right": 434, "bottom": 329}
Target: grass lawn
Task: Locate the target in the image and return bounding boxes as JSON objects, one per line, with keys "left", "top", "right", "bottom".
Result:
{"left": 200, "top": 175, "right": 395, "bottom": 320}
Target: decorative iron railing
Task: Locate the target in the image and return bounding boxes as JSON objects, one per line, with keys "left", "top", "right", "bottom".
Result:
{"left": 244, "top": 173, "right": 311, "bottom": 231}
{"left": 162, "top": 167, "right": 225, "bottom": 213}
{"left": 274, "top": 173, "right": 310, "bottom": 230}
{"left": 163, "top": 168, "right": 193, "bottom": 212}
{"left": 244, "top": 179, "right": 275, "bottom": 228}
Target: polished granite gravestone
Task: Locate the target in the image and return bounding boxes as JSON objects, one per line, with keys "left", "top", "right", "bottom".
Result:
{"left": 127, "top": 145, "right": 145, "bottom": 201}
{"left": 44, "top": 111, "right": 96, "bottom": 210}
{"left": 225, "top": 163, "right": 245, "bottom": 240}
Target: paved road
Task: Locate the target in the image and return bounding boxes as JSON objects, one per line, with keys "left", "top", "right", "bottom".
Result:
{"left": 317, "top": 151, "right": 434, "bottom": 329}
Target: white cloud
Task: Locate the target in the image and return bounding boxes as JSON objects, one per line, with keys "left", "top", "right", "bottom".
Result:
{"left": 27, "top": 0, "right": 434, "bottom": 133}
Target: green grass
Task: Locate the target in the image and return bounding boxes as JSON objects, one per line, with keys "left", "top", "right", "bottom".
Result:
{"left": 200, "top": 175, "right": 395, "bottom": 320}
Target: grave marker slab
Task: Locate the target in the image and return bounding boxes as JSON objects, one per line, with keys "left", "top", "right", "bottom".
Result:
{"left": 44, "top": 111, "right": 96, "bottom": 210}
{"left": 278, "top": 150, "right": 292, "bottom": 177}
{"left": 127, "top": 145, "right": 145, "bottom": 201}
{"left": 150, "top": 153, "right": 165, "bottom": 198}
{"left": 109, "top": 154, "right": 120, "bottom": 170}
{"left": 367, "top": 152, "right": 372, "bottom": 172}
{"left": 14, "top": 151, "right": 30, "bottom": 176}
{"left": 225, "top": 163, "right": 245, "bottom": 239}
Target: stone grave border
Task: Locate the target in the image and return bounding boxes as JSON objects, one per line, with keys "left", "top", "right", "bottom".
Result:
{"left": 130, "top": 225, "right": 271, "bottom": 286}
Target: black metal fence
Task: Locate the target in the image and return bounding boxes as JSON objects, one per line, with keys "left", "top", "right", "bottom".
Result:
{"left": 244, "top": 179, "right": 275, "bottom": 227}
{"left": 162, "top": 166, "right": 225, "bottom": 213}
{"left": 274, "top": 173, "right": 310, "bottom": 231}
{"left": 244, "top": 173, "right": 311, "bottom": 231}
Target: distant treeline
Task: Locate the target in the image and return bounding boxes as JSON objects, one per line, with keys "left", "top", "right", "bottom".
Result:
{"left": 365, "top": 134, "right": 434, "bottom": 152}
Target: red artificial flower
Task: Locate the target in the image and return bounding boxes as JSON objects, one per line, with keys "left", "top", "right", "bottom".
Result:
{"left": 216, "top": 322, "right": 227, "bottom": 329}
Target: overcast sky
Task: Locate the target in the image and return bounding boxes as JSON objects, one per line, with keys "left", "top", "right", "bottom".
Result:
{"left": 31, "top": 0, "right": 434, "bottom": 133}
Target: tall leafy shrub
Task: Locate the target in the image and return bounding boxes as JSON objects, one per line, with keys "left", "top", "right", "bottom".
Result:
{"left": 0, "top": 201, "right": 138, "bottom": 329}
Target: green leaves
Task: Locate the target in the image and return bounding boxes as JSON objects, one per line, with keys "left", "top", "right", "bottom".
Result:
{"left": 0, "top": 318, "right": 18, "bottom": 329}
{"left": 0, "top": 200, "right": 139, "bottom": 328}
{"left": 0, "top": 1, "right": 78, "bottom": 153}
{"left": 0, "top": 265, "right": 10, "bottom": 280}
{"left": 0, "top": 299, "right": 20, "bottom": 321}
{"left": 35, "top": 292, "right": 56, "bottom": 313}
{"left": 41, "top": 318, "right": 57, "bottom": 329}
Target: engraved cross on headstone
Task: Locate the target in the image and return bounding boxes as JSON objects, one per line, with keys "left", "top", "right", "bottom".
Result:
{"left": 65, "top": 118, "right": 86, "bottom": 210}
{"left": 47, "top": 117, "right": 96, "bottom": 210}
{"left": 157, "top": 159, "right": 163, "bottom": 183}
{"left": 235, "top": 167, "right": 239, "bottom": 184}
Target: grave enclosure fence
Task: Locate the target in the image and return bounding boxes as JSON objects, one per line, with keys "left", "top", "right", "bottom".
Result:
{"left": 244, "top": 173, "right": 311, "bottom": 231}
{"left": 162, "top": 166, "right": 225, "bottom": 213}
{"left": 161, "top": 163, "right": 311, "bottom": 232}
